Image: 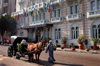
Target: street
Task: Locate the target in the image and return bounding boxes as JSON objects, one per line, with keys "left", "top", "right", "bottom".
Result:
{"left": 0, "top": 45, "right": 100, "bottom": 66}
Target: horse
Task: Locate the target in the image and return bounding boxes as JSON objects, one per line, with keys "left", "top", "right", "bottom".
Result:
{"left": 27, "top": 41, "right": 45, "bottom": 63}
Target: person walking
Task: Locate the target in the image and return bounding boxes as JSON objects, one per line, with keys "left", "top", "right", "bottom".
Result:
{"left": 45, "top": 40, "right": 55, "bottom": 63}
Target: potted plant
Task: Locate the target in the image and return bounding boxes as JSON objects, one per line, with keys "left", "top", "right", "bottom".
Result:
{"left": 77, "top": 34, "right": 84, "bottom": 50}
{"left": 70, "top": 42, "right": 75, "bottom": 51}
{"left": 98, "top": 39, "right": 100, "bottom": 50}
{"left": 53, "top": 45, "right": 56, "bottom": 51}
{"left": 56, "top": 40, "right": 58, "bottom": 47}
{"left": 90, "top": 38, "right": 99, "bottom": 50}
{"left": 62, "top": 37, "right": 67, "bottom": 48}
{"left": 84, "top": 39, "right": 89, "bottom": 51}
{"left": 61, "top": 46, "right": 64, "bottom": 49}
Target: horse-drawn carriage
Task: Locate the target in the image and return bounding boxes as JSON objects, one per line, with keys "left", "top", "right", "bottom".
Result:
{"left": 7, "top": 36, "right": 34, "bottom": 61}
{"left": 7, "top": 36, "right": 45, "bottom": 63}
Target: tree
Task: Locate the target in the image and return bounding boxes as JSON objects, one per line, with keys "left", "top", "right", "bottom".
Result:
{"left": 0, "top": 15, "right": 17, "bottom": 42}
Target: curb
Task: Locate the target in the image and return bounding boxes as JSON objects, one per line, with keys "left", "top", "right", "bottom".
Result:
{"left": 56, "top": 48, "right": 100, "bottom": 54}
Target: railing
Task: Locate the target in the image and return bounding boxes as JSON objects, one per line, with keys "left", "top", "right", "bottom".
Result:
{"left": 67, "top": 14, "right": 82, "bottom": 21}
{"left": 50, "top": 0, "right": 63, "bottom": 5}
{"left": 17, "top": 23, "right": 27, "bottom": 28}
{"left": 18, "top": 0, "right": 24, "bottom": 4}
{"left": 29, "top": 20, "right": 49, "bottom": 26}
{"left": 11, "top": 10, "right": 24, "bottom": 16}
{"left": 51, "top": 17, "right": 63, "bottom": 23}
{"left": 39, "top": 2, "right": 46, "bottom": 9}
{"left": 3, "top": 3, "right": 8, "bottom": 7}
{"left": 87, "top": 10, "right": 100, "bottom": 18}
{"left": 34, "top": 4, "right": 39, "bottom": 9}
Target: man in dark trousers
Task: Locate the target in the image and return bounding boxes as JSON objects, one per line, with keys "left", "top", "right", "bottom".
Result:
{"left": 45, "top": 40, "right": 55, "bottom": 63}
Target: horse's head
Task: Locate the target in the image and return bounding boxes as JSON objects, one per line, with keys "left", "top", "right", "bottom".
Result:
{"left": 39, "top": 40, "right": 45, "bottom": 51}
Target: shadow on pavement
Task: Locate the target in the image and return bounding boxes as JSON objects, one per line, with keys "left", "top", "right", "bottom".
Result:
{"left": 38, "top": 59, "right": 83, "bottom": 66}
{"left": 22, "top": 58, "right": 83, "bottom": 66}
{"left": 0, "top": 64, "right": 7, "bottom": 66}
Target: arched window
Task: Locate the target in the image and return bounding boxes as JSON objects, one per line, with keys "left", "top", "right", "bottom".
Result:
{"left": 70, "top": 24, "right": 80, "bottom": 39}
{"left": 91, "top": 22, "right": 100, "bottom": 39}
{"left": 54, "top": 26, "right": 61, "bottom": 40}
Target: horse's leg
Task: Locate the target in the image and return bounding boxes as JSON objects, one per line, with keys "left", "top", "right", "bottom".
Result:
{"left": 35, "top": 54, "right": 38, "bottom": 63}
{"left": 38, "top": 53, "right": 40, "bottom": 61}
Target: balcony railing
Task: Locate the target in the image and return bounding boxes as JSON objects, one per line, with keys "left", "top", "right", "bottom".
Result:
{"left": 67, "top": 14, "right": 82, "bottom": 21}
{"left": 51, "top": 17, "right": 63, "bottom": 23}
{"left": 3, "top": 3, "right": 8, "bottom": 7}
{"left": 11, "top": 10, "right": 24, "bottom": 16}
{"left": 39, "top": 2, "right": 46, "bottom": 10}
{"left": 87, "top": 10, "right": 100, "bottom": 18}
{"left": 18, "top": 0, "right": 24, "bottom": 4}
{"left": 34, "top": 4, "right": 39, "bottom": 9}
{"left": 17, "top": 23, "right": 27, "bottom": 28}
{"left": 50, "top": 0, "right": 63, "bottom": 6}
{"left": 29, "top": 20, "right": 49, "bottom": 26}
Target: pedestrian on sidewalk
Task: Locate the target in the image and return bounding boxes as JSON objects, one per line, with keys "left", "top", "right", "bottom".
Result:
{"left": 45, "top": 40, "right": 55, "bottom": 63}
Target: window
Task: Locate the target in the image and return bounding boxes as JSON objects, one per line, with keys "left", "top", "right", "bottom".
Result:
{"left": 36, "top": 15, "right": 38, "bottom": 21}
{"left": 69, "top": 3, "right": 79, "bottom": 14}
{"left": 43, "top": 13, "right": 45, "bottom": 20}
{"left": 31, "top": 0, "right": 35, "bottom": 5}
{"left": 92, "top": 24, "right": 100, "bottom": 39}
{"left": 32, "top": 15, "right": 34, "bottom": 21}
{"left": 58, "top": 9, "right": 61, "bottom": 17}
{"left": 20, "top": 32, "right": 23, "bottom": 36}
{"left": 39, "top": 14, "right": 41, "bottom": 20}
{"left": 47, "top": 28, "right": 49, "bottom": 39}
{"left": 70, "top": 6, "right": 73, "bottom": 14}
{"left": 4, "top": 8, "right": 7, "bottom": 13}
{"left": 54, "top": 8, "right": 61, "bottom": 17}
{"left": 97, "top": 0, "right": 100, "bottom": 9}
{"left": 54, "top": 27, "right": 61, "bottom": 40}
{"left": 75, "top": 5, "right": 78, "bottom": 13}
{"left": 0, "top": 0, "right": 1, "bottom": 6}
{"left": 4, "top": 0, "right": 8, "bottom": 3}
{"left": 28, "top": 30, "right": 33, "bottom": 40}
{"left": 70, "top": 24, "right": 79, "bottom": 39}
{"left": 20, "top": 4, "right": 24, "bottom": 10}
{"left": 91, "top": 1, "right": 95, "bottom": 11}
{"left": 54, "top": 10, "right": 56, "bottom": 17}
{"left": 43, "top": 30, "right": 46, "bottom": 39}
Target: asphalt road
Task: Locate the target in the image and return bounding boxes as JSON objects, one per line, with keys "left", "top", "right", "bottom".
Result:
{"left": 0, "top": 45, "right": 100, "bottom": 66}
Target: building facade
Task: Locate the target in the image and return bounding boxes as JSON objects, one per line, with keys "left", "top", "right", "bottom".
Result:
{"left": 0, "top": 0, "right": 16, "bottom": 15}
{"left": 12, "top": 0, "right": 100, "bottom": 49}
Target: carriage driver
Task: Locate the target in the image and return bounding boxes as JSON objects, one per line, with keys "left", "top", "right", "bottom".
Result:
{"left": 17, "top": 39, "right": 28, "bottom": 56}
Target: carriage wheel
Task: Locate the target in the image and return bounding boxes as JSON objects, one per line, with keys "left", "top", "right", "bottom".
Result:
{"left": 16, "top": 54, "right": 20, "bottom": 59}
{"left": 8, "top": 47, "right": 12, "bottom": 57}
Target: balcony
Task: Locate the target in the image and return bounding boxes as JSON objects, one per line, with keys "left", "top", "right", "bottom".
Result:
{"left": 39, "top": 2, "right": 46, "bottom": 10}
{"left": 67, "top": 14, "right": 82, "bottom": 21}
{"left": 3, "top": 3, "right": 8, "bottom": 7}
{"left": 34, "top": 4, "right": 39, "bottom": 9}
{"left": 11, "top": 10, "right": 24, "bottom": 17}
{"left": 18, "top": 0, "right": 24, "bottom": 4}
{"left": 29, "top": 20, "right": 49, "bottom": 26}
{"left": 51, "top": 17, "right": 63, "bottom": 23}
{"left": 50, "top": 0, "right": 63, "bottom": 6}
{"left": 17, "top": 23, "right": 27, "bottom": 28}
{"left": 87, "top": 10, "right": 100, "bottom": 18}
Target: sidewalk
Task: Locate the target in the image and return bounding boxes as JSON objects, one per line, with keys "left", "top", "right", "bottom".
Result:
{"left": 56, "top": 48, "right": 100, "bottom": 54}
